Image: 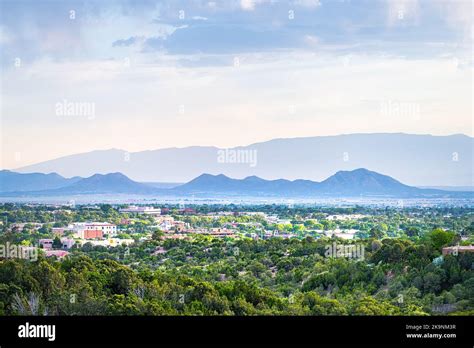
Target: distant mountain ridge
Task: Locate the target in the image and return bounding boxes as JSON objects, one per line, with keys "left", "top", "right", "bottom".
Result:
{"left": 12, "top": 133, "right": 474, "bottom": 186}
{"left": 0, "top": 170, "right": 81, "bottom": 192}
{"left": 1, "top": 168, "right": 471, "bottom": 198}
{"left": 0, "top": 171, "right": 157, "bottom": 195}
{"left": 317, "top": 169, "right": 417, "bottom": 195}
{"left": 173, "top": 168, "right": 447, "bottom": 197}
{"left": 49, "top": 173, "right": 156, "bottom": 194}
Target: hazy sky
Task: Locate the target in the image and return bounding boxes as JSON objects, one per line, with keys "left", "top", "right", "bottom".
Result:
{"left": 0, "top": 0, "right": 472, "bottom": 169}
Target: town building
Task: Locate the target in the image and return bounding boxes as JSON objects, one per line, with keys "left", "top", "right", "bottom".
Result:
{"left": 120, "top": 206, "right": 161, "bottom": 216}
{"left": 76, "top": 238, "right": 135, "bottom": 247}
{"left": 52, "top": 227, "right": 66, "bottom": 236}
{"left": 44, "top": 250, "right": 69, "bottom": 259}
{"left": 82, "top": 229, "right": 104, "bottom": 239}
{"left": 442, "top": 245, "right": 474, "bottom": 255}
{"left": 39, "top": 239, "right": 53, "bottom": 250}
{"left": 153, "top": 216, "right": 175, "bottom": 231}
{"left": 60, "top": 237, "right": 75, "bottom": 249}
{"left": 70, "top": 222, "right": 117, "bottom": 238}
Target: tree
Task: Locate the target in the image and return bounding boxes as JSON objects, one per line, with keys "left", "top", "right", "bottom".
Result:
{"left": 152, "top": 229, "right": 165, "bottom": 241}
{"left": 351, "top": 296, "right": 400, "bottom": 315}
{"left": 371, "top": 240, "right": 382, "bottom": 252}
{"left": 423, "top": 272, "right": 442, "bottom": 293}
{"left": 427, "top": 228, "right": 456, "bottom": 250}
{"left": 369, "top": 227, "right": 385, "bottom": 239}
{"left": 406, "top": 227, "right": 421, "bottom": 238}
{"left": 52, "top": 236, "right": 62, "bottom": 250}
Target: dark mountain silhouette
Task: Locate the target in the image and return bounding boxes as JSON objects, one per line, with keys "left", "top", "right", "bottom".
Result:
{"left": 50, "top": 173, "right": 156, "bottom": 194}
{"left": 1, "top": 169, "right": 471, "bottom": 198}
{"left": 0, "top": 170, "right": 81, "bottom": 192}
{"left": 175, "top": 173, "right": 315, "bottom": 195}
{"left": 316, "top": 168, "right": 422, "bottom": 196}
{"left": 173, "top": 168, "right": 463, "bottom": 198}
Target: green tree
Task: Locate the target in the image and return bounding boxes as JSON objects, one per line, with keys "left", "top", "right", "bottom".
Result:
{"left": 427, "top": 228, "right": 456, "bottom": 250}
{"left": 52, "top": 236, "right": 62, "bottom": 250}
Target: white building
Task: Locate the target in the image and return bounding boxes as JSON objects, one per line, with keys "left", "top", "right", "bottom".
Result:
{"left": 324, "top": 228, "right": 358, "bottom": 240}
{"left": 70, "top": 222, "right": 117, "bottom": 238}
{"left": 154, "top": 216, "right": 175, "bottom": 231}
{"left": 77, "top": 238, "right": 134, "bottom": 247}
{"left": 60, "top": 237, "right": 76, "bottom": 249}
{"left": 120, "top": 206, "right": 161, "bottom": 216}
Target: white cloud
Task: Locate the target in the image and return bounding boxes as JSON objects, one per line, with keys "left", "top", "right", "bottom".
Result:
{"left": 304, "top": 35, "right": 320, "bottom": 47}
{"left": 386, "top": 0, "right": 420, "bottom": 26}
{"left": 2, "top": 50, "right": 472, "bottom": 168}
{"left": 240, "top": 0, "right": 270, "bottom": 11}
{"left": 436, "top": 0, "right": 474, "bottom": 42}
{"left": 1, "top": 0, "right": 472, "bottom": 169}
{"left": 292, "top": 0, "right": 322, "bottom": 8}
{"left": 240, "top": 0, "right": 256, "bottom": 11}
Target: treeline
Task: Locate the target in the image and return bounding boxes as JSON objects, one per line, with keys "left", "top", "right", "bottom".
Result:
{"left": 0, "top": 256, "right": 425, "bottom": 315}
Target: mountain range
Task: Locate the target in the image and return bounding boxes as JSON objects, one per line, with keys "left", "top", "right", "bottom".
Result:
{"left": 172, "top": 169, "right": 450, "bottom": 197}
{"left": 0, "top": 170, "right": 82, "bottom": 192}
{"left": 1, "top": 169, "right": 472, "bottom": 198}
{"left": 12, "top": 133, "right": 474, "bottom": 187}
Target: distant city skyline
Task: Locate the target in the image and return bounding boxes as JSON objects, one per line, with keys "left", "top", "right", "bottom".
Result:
{"left": 1, "top": 0, "right": 473, "bottom": 169}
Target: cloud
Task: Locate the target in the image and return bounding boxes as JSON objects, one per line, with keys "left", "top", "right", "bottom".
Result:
{"left": 436, "top": 0, "right": 473, "bottom": 41}
{"left": 240, "top": 0, "right": 256, "bottom": 11}
{"left": 240, "top": 0, "right": 269, "bottom": 11}
{"left": 2, "top": 51, "right": 472, "bottom": 169}
{"left": 304, "top": 35, "right": 320, "bottom": 47}
{"left": 0, "top": 0, "right": 470, "bottom": 67}
{"left": 112, "top": 36, "right": 142, "bottom": 47}
{"left": 146, "top": 25, "right": 299, "bottom": 54}
{"left": 1, "top": 0, "right": 472, "bottom": 169}
{"left": 386, "top": 0, "right": 420, "bottom": 26}
{"left": 292, "top": 0, "right": 322, "bottom": 8}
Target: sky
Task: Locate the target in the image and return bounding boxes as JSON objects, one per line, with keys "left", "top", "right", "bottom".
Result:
{"left": 0, "top": 0, "right": 472, "bottom": 169}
